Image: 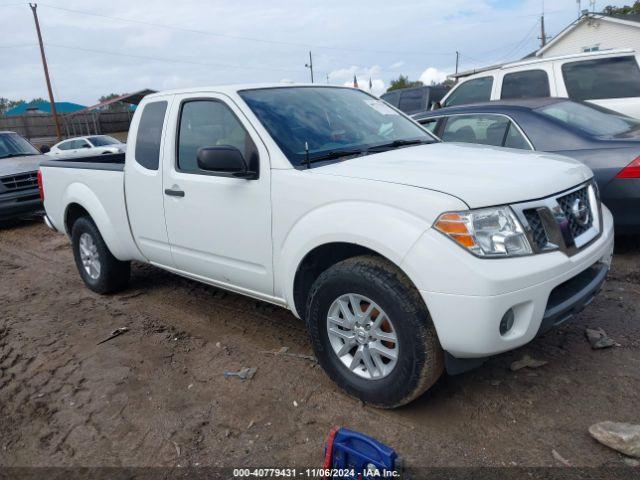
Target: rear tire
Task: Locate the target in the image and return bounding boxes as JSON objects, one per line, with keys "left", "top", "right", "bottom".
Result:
{"left": 306, "top": 255, "right": 443, "bottom": 408}
{"left": 71, "top": 216, "right": 130, "bottom": 294}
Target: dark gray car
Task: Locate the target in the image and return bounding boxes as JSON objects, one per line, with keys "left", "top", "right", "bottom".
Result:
{"left": 0, "top": 131, "right": 44, "bottom": 221}
{"left": 414, "top": 98, "right": 640, "bottom": 234}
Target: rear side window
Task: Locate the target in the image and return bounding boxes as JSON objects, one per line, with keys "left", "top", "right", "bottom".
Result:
{"left": 380, "top": 91, "right": 400, "bottom": 107}
{"left": 501, "top": 70, "right": 550, "bottom": 99}
{"left": 398, "top": 89, "right": 424, "bottom": 113}
{"left": 444, "top": 77, "right": 493, "bottom": 107}
{"left": 440, "top": 113, "right": 531, "bottom": 150}
{"left": 135, "top": 101, "right": 167, "bottom": 170}
{"left": 562, "top": 56, "right": 640, "bottom": 100}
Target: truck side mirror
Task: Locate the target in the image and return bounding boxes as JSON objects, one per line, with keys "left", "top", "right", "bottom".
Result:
{"left": 196, "top": 146, "right": 257, "bottom": 179}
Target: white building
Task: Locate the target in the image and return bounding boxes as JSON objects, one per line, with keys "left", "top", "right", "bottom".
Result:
{"left": 537, "top": 12, "right": 640, "bottom": 58}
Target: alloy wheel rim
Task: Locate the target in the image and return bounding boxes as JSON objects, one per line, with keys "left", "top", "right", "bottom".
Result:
{"left": 326, "top": 293, "right": 399, "bottom": 380}
{"left": 79, "top": 232, "right": 101, "bottom": 280}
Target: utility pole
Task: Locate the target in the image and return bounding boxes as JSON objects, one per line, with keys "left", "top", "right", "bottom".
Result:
{"left": 29, "top": 3, "right": 61, "bottom": 140}
{"left": 305, "top": 51, "right": 314, "bottom": 83}
{"left": 455, "top": 51, "right": 459, "bottom": 75}
{"left": 539, "top": 14, "right": 548, "bottom": 48}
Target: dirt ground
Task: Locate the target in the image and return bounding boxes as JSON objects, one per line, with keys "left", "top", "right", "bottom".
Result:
{"left": 0, "top": 218, "right": 638, "bottom": 469}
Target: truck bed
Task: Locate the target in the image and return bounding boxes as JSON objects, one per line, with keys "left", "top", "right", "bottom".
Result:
{"left": 40, "top": 154, "right": 144, "bottom": 262}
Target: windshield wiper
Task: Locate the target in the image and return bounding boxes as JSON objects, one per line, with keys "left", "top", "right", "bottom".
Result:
{"left": 301, "top": 148, "right": 365, "bottom": 167}
{"left": 366, "top": 138, "right": 432, "bottom": 152}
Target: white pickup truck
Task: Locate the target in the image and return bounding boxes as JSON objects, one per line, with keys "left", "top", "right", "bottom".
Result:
{"left": 39, "top": 84, "right": 615, "bottom": 408}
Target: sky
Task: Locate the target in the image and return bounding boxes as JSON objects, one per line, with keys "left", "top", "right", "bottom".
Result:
{"left": 0, "top": 0, "right": 631, "bottom": 105}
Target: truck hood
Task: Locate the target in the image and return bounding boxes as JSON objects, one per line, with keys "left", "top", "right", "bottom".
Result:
{"left": 0, "top": 154, "right": 44, "bottom": 177}
{"left": 313, "top": 142, "right": 593, "bottom": 208}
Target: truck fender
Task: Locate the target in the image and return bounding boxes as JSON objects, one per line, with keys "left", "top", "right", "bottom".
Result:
{"left": 278, "top": 201, "right": 429, "bottom": 317}
{"left": 62, "top": 182, "right": 135, "bottom": 262}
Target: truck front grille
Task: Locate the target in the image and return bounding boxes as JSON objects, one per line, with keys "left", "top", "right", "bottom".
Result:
{"left": 512, "top": 182, "right": 601, "bottom": 257}
{"left": 557, "top": 186, "right": 593, "bottom": 238}
{"left": 523, "top": 209, "right": 548, "bottom": 250}
{"left": 1, "top": 171, "right": 38, "bottom": 192}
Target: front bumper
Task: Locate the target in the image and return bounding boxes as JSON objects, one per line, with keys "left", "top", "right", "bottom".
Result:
{"left": 0, "top": 188, "right": 42, "bottom": 221}
{"left": 403, "top": 205, "right": 615, "bottom": 360}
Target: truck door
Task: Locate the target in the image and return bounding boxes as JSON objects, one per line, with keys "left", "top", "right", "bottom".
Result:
{"left": 161, "top": 94, "right": 273, "bottom": 296}
{"left": 124, "top": 97, "right": 175, "bottom": 267}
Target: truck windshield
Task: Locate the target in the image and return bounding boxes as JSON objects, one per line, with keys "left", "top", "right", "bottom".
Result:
{"left": 239, "top": 87, "right": 436, "bottom": 166}
{"left": 0, "top": 132, "right": 40, "bottom": 159}
{"left": 536, "top": 100, "right": 640, "bottom": 137}
{"left": 87, "top": 135, "right": 120, "bottom": 146}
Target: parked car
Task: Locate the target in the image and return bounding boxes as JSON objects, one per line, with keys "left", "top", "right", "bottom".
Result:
{"left": 39, "top": 84, "right": 614, "bottom": 408}
{"left": 439, "top": 49, "right": 640, "bottom": 119}
{"left": 380, "top": 86, "right": 449, "bottom": 115}
{"left": 414, "top": 98, "right": 640, "bottom": 234}
{"left": 46, "top": 135, "right": 126, "bottom": 158}
{"left": 0, "top": 131, "right": 44, "bottom": 222}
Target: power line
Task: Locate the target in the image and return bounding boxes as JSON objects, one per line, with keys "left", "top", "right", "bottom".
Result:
{"left": 39, "top": 3, "right": 455, "bottom": 57}
{"left": 44, "top": 43, "right": 303, "bottom": 74}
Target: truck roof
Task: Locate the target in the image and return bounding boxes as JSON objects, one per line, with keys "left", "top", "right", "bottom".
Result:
{"left": 145, "top": 83, "right": 354, "bottom": 99}
{"left": 451, "top": 48, "right": 635, "bottom": 79}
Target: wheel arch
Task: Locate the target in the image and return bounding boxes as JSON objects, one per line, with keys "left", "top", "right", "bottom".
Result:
{"left": 291, "top": 241, "right": 424, "bottom": 320}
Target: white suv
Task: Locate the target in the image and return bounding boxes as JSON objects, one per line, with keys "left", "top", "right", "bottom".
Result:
{"left": 439, "top": 49, "right": 640, "bottom": 119}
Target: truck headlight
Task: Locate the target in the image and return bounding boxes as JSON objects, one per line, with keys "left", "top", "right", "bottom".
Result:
{"left": 434, "top": 207, "right": 532, "bottom": 257}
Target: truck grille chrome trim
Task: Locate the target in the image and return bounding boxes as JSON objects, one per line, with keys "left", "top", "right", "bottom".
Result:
{"left": 511, "top": 181, "right": 602, "bottom": 257}
{"left": 0, "top": 171, "right": 39, "bottom": 192}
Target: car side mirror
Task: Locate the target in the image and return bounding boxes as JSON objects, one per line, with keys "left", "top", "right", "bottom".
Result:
{"left": 39, "top": 144, "right": 51, "bottom": 154}
{"left": 196, "top": 146, "right": 257, "bottom": 179}
{"left": 431, "top": 101, "right": 442, "bottom": 111}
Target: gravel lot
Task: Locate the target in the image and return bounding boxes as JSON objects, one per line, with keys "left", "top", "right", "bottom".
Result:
{"left": 0, "top": 218, "right": 638, "bottom": 469}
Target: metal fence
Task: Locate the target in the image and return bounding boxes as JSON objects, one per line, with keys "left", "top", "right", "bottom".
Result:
{"left": 0, "top": 110, "right": 133, "bottom": 145}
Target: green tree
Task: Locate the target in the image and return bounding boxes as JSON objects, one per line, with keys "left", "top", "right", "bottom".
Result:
{"left": 603, "top": 1, "right": 640, "bottom": 15}
{"left": 0, "top": 98, "right": 25, "bottom": 115}
{"left": 386, "top": 75, "right": 423, "bottom": 92}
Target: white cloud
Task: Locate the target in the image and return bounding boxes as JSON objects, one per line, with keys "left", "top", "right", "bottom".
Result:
{"left": 419, "top": 67, "right": 448, "bottom": 85}
{"left": 389, "top": 61, "right": 404, "bottom": 70}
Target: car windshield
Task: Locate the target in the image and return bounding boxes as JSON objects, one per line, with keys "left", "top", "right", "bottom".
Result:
{"left": 239, "top": 86, "right": 436, "bottom": 166}
{"left": 87, "top": 135, "right": 120, "bottom": 146}
{"left": 536, "top": 100, "right": 640, "bottom": 137}
{"left": 0, "top": 132, "right": 40, "bottom": 159}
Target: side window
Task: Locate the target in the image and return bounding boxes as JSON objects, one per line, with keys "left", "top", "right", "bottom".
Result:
{"left": 135, "top": 101, "right": 167, "bottom": 170}
{"left": 418, "top": 118, "right": 439, "bottom": 133}
{"left": 57, "top": 141, "right": 73, "bottom": 150}
{"left": 177, "top": 100, "right": 255, "bottom": 174}
{"left": 380, "top": 91, "right": 400, "bottom": 107}
{"left": 398, "top": 89, "right": 425, "bottom": 113}
{"left": 440, "top": 114, "right": 508, "bottom": 146}
{"left": 443, "top": 77, "right": 493, "bottom": 107}
{"left": 504, "top": 123, "right": 531, "bottom": 150}
{"left": 562, "top": 56, "right": 640, "bottom": 100}
{"left": 501, "top": 70, "right": 550, "bottom": 99}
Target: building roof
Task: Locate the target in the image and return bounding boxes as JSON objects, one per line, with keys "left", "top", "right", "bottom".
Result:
{"left": 74, "top": 89, "right": 157, "bottom": 114}
{"left": 535, "top": 12, "right": 640, "bottom": 57}
{"left": 5, "top": 101, "right": 86, "bottom": 116}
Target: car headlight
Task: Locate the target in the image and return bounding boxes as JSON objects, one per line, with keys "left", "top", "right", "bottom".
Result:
{"left": 434, "top": 207, "right": 532, "bottom": 257}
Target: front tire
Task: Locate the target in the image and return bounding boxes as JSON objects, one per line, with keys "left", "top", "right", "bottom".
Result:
{"left": 71, "top": 216, "right": 130, "bottom": 294}
{"left": 306, "top": 255, "right": 443, "bottom": 408}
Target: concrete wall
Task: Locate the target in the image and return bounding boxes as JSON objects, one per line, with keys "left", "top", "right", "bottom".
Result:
{"left": 0, "top": 111, "right": 133, "bottom": 146}
{"left": 539, "top": 18, "right": 640, "bottom": 58}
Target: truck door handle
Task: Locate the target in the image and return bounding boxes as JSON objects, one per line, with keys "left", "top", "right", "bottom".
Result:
{"left": 164, "top": 188, "right": 185, "bottom": 197}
